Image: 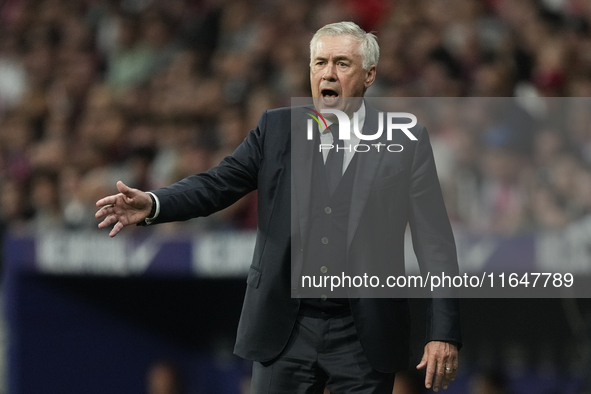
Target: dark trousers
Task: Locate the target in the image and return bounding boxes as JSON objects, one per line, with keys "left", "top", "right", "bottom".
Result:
{"left": 251, "top": 313, "right": 395, "bottom": 393}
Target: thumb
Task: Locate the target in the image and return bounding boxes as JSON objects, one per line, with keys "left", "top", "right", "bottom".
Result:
{"left": 417, "top": 355, "right": 428, "bottom": 370}
{"left": 117, "top": 180, "right": 132, "bottom": 196}
{"left": 116, "top": 181, "right": 136, "bottom": 203}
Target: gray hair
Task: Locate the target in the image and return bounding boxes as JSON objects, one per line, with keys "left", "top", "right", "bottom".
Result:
{"left": 310, "top": 21, "right": 379, "bottom": 70}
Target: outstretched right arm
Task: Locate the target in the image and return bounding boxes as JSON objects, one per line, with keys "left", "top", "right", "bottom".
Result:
{"left": 95, "top": 109, "right": 268, "bottom": 236}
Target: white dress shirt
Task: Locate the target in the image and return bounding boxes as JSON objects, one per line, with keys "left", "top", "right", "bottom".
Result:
{"left": 318, "top": 101, "right": 365, "bottom": 174}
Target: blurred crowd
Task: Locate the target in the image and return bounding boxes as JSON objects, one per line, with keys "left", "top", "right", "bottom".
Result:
{"left": 1, "top": 0, "right": 591, "bottom": 237}
{"left": 3, "top": 2, "right": 591, "bottom": 393}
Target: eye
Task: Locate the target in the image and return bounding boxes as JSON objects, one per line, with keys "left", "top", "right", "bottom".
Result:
{"left": 338, "top": 61, "right": 348, "bottom": 67}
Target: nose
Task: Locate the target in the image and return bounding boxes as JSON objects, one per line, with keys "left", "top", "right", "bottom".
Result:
{"left": 322, "top": 62, "right": 337, "bottom": 81}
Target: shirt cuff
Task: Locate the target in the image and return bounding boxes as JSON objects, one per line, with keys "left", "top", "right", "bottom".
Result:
{"left": 145, "top": 191, "right": 161, "bottom": 223}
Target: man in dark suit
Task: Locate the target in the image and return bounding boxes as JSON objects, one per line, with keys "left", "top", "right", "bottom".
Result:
{"left": 96, "top": 21, "right": 460, "bottom": 393}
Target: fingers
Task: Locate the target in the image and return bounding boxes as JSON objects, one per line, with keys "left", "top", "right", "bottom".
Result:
{"left": 97, "top": 181, "right": 133, "bottom": 207}
{"left": 96, "top": 181, "right": 141, "bottom": 237}
{"left": 109, "top": 221, "right": 124, "bottom": 237}
{"left": 95, "top": 204, "right": 114, "bottom": 219}
{"left": 424, "top": 354, "right": 436, "bottom": 390}
{"left": 417, "top": 354, "right": 434, "bottom": 390}
{"left": 426, "top": 357, "right": 451, "bottom": 392}
{"left": 442, "top": 365, "right": 455, "bottom": 389}
{"left": 442, "top": 350, "right": 459, "bottom": 389}
{"left": 96, "top": 195, "right": 118, "bottom": 208}
{"left": 97, "top": 214, "right": 124, "bottom": 237}
{"left": 97, "top": 213, "right": 119, "bottom": 230}
{"left": 432, "top": 358, "right": 445, "bottom": 391}
{"left": 419, "top": 342, "right": 459, "bottom": 391}
{"left": 444, "top": 357, "right": 458, "bottom": 386}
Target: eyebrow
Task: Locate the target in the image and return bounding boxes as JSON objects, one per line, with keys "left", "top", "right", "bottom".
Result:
{"left": 313, "top": 55, "right": 352, "bottom": 63}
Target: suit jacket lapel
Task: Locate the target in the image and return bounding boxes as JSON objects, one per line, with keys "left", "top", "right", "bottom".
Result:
{"left": 347, "top": 103, "right": 386, "bottom": 248}
{"left": 291, "top": 110, "right": 315, "bottom": 251}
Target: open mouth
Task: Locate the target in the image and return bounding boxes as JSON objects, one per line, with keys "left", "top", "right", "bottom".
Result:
{"left": 321, "top": 89, "right": 339, "bottom": 105}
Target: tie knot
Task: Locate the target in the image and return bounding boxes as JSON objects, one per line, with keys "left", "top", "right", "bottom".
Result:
{"left": 328, "top": 124, "right": 340, "bottom": 142}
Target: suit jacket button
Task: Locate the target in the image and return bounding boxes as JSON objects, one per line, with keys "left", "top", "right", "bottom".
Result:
{"left": 324, "top": 207, "right": 332, "bottom": 214}
{"left": 321, "top": 294, "right": 328, "bottom": 301}
{"left": 320, "top": 266, "right": 328, "bottom": 273}
{"left": 321, "top": 237, "right": 329, "bottom": 244}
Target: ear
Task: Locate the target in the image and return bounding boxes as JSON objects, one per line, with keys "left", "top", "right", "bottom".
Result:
{"left": 364, "top": 65, "right": 377, "bottom": 89}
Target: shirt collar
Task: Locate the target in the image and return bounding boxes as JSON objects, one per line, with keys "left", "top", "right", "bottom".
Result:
{"left": 320, "top": 101, "right": 366, "bottom": 135}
